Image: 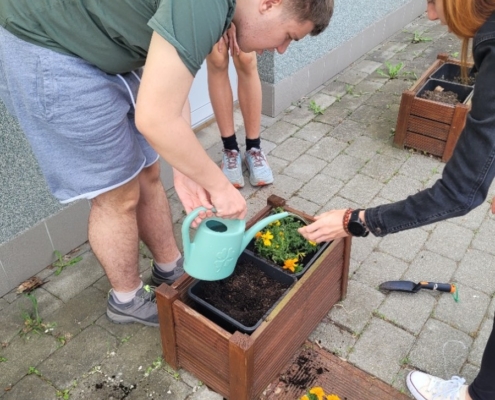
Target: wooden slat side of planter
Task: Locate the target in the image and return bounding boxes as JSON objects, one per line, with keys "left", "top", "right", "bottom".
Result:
{"left": 404, "top": 132, "right": 446, "bottom": 157}
{"left": 173, "top": 302, "right": 232, "bottom": 397}
{"left": 409, "top": 99, "right": 455, "bottom": 125}
{"left": 443, "top": 104, "right": 469, "bottom": 162}
{"left": 408, "top": 115, "right": 451, "bottom": 141}
{"left": 250, "top": 240, "right": 345, "bottom": 397}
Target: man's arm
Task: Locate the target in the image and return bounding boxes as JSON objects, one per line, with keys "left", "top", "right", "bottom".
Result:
{"left": 135, "top": 32, "right": 247, "bottom": 220}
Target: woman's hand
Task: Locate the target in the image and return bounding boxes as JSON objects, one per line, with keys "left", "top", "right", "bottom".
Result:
{"left": 298, "top": 209, "right": 350, "bottom": 243}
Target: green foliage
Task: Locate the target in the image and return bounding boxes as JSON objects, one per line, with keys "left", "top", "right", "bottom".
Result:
{"left": 345, "top": 84, "right": 354, "bottom": 95}
{"left": 56, "top": 389, "right": 71, "bottom": 399}
{"left": 253, "top": 208, "right": 318, "bottom": 273}
{"left": 411, "top": 31, "right": 432, "bottom": 43}
{"left": 308, "top": 100, "right": 324, "bottom": 115}
{"left": 27, "top": 366, "right": 41, "bottom": 375}
{"left": 0, "top": 357, "right": 7, "bottom": 362}
{"left": 20, "top": 293, "right": 55, "bottom": 336}
{"left": 377, "top": 61, "right": 404, "bottom": 79}
{"left": 451, "top": 51, "right": 460, "bottom": 58}
{"left": 53, "top": 250, "right": 82, "bottom": 276}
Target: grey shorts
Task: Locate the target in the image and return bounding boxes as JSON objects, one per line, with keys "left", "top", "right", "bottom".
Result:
{"left": 0, "top": 27, "right": 158, "bottom": 203}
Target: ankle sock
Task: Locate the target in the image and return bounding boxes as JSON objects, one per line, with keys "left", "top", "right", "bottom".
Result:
{"left": 112, "top": 281, "right": 143, "bottom": 304}
{"left": 221, "top": 134, "right": 239, "bottom": 151}
{"left": 246, "top": 137, "right": 261, "bottom": 151}
{"left": 154, "top": 253, "right": 181, "bottom": 273}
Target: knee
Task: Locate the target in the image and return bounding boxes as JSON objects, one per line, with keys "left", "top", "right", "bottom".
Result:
{"left": 206, "top": 46, "right": 229, "bottom": 73}
{"left": 91, "top": 178, "right": 140, "bottom": 214}
{"left": 233, "top": 51, "right": 258, "bottom": 75}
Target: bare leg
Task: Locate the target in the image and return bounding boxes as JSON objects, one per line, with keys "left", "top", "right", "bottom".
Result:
{"left": 206, "top": 43, "right": 235, "bottom": 138}
{"left": 233, "top": 51, "right": 262, "bottom": 140}
{"left": 89, "top": 178, "right": 142, "bottom": 292}
{"left": 136, "top": 161, "right": 180, "bottom": 264}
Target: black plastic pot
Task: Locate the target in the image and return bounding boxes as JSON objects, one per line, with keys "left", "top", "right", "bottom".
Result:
{"left": 429, "top": 63, "right": 476, "bottom": 86}
{"left": 188, "top": 251, "right": 296, "bottom": 334}
{"left": 416, "top": 78, "right": 473, "bottom": 104}
{"left": 244, "top": 240, "right": 331, "bottom": 279}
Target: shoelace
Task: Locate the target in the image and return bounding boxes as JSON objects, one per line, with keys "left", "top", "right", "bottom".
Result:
{"left": 139, "top": 285, "right": 157, "bottom": 303}
{"left": 429, "top": 376, "right": 465, "bottom": 400}
{"left": 224, "top": 149, "right": 239, "bottom": 169}
{"left": 247, "top": 149, "right": 265, "bottom": 168}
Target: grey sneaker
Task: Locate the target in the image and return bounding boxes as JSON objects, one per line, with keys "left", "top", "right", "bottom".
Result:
{"left": 221, "top": 149, "right": 244, "bottom": 188}
{"left": 245, "top": 148, "right": 274, "bottom": 186}
{"left": 107, "top": 285, "right": 158, "bottom": 327}
{"left": 151, "top": 257, "right": 185, "bottom": 286}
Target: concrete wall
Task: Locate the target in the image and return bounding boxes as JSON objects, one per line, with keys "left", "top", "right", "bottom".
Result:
{"left": 0, "top": 0, "right": 424, "bottom": 297}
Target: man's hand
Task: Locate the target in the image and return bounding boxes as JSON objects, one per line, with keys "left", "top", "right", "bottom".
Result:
{"left": 217, "top": 23, "right": 239, "bottom": 56}
{"left": 298, "top": 209, "right": 350, "bottom": 243}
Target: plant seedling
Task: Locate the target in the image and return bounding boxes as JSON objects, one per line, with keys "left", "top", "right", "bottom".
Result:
{"left": 20, "top": 293, "right": 55, "bottom": 336}
{"left": 377, "top": 61, "right": 404, "bottom": 79}
{"left": 52, "top": 250, "right": 82, "bottom": 276}
{"left": 308, "top": 100, "right": 324, "bottom": 115}
{"left": 27, "top": 366, "right": 41, "bottom": 375}
{"left": 411, "top": 31, "right": 432, "bottom": 43}
{"left": 0, "top": 357, "right": 7, "bottom": 362}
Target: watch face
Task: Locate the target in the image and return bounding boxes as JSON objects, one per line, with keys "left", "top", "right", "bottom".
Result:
{"left": 348, "top": 221, "right": 366, "bottom": 236}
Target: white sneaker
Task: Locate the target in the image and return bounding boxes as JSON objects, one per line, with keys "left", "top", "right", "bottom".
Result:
{"left": 407, "top": 371, "right": 469, "bottom": 400}
{"left": 221, "top": 149, "right": 244, "bottom": 188}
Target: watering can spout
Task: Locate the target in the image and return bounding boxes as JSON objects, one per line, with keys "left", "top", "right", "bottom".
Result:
{"left": 241, "top": 211, "right": 289, "bottom": 251}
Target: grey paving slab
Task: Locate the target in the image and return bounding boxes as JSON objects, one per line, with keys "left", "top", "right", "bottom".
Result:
{"left": 306, "top": 136, "right": 347, "bottom": 162}
{"left": 349, "top": 317, "right": 415, "bottom": 384}
{"left": 309, "top": 320, "right": 357, "bottom": 359}
{"left": 260, "top": 120, "right": 299, "bottom": 144}
{"left": 353, "top": 250, "right": 409, "bottom": 290}
{"left": 2, "top": 374, "right": 57, "bottom": 400}
{"left": 298, "top": 174, "right": 343, "bottom": 206}
{"left": 471, "top": 217, "right": 495, "bottom": 257}
{"left": 378, "top": 228, "right": 429, "bottom": 263}
{"left": 379, "top": 174, "right": 424, "bottom": 202}
{"left": 450, "top": 201, "right": 490, "bottom": 231}
{"left": 321, "top": 154, "right": 366, "bottom": 183}
{"left": 344, "top": 136, "right": 385, "bottom": 162}
{"left": 455, "top": 250, "right": 495, "bottom": 296}
{"left": 282, "top": 104, "right": 319, "bottom": 127}
{"left": 398, "top": 153, "right": 443, "bottom": 184}
{"left": 339, "top": 174, "right": 384, "bottom": 205}
{"left": 293, "top": 122, "right": 331, "bottom": 143}
{"left": 468, "top": 317, "right": 493, "bottom": 367}
{"left": 425, "top": 222, "right": 474, "bottom": 262}
{"left": 286, "top": 196, "right": 322, "bottom": 217}
{"left": 321, "top": 80, "right": 348, "bottom": 98}
{"left": 404, "top": 250, "right": 458, "bottom": 284}
{"left": 360, "top": 153, "right": 404, "bottom": 183}
{"left": 270, "top": 137, "right": 312, "bottom": 161}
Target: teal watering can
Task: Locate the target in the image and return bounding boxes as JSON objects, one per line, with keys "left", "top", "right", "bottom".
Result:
{"left": 182, "top": 207, "right": 289, "bottom": 281}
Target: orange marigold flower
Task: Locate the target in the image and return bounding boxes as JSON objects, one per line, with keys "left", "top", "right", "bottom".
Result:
{"left": 283, "top": 258, "right": 298, "bottom": 272}
{"left": 300, "top": 396, "right": 309, "bottom": 400}
{"left": 255, "top": 232, "right": 262, "bottom": 239}
{"left": 326, "top": 395, "right": 341, "bottom": 400}
{"left": 309, "top": 387, "right": 325, "bottom": 400}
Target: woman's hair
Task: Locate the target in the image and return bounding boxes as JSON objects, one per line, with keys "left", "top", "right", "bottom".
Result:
{"left": 285, "top": 0, "right": 334, "bottom": 36}
{"left": 443, "top": 0, "right": 495, "bottom": 73}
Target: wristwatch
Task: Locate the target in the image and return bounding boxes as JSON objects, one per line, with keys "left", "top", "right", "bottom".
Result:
{"left": 347, "top": 209, "right": 369, "bottom": 237}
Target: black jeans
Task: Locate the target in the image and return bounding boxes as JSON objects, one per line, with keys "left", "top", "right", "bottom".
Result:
{"left": 469, "top": 317, "right": 495, "bottom": 400}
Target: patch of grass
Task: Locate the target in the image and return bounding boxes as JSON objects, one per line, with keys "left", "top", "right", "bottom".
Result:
{"left": 345, "top": 84, "right": 354, "bottom": 95}
{"left": 56, "top": 389, "right": 71, "bottom": 399}
{"left": 27, "top": 366, "right": 41, "bottom": 376}
{"left": 377, "top": 61, "right": 405, "bottom": 79}
{"left": 52, "top": 250, "right": 82, "bottom": 276}
{"left": 0, "top": 357, "right": 7, "bottom": 362}
{"left": 308, "top": 100, "right": 324, "bottom": 115}
{"left": 20, "top": 293, "right": 55, "bottom": 337}
{"left": 144, "top": 356, "right": 163, "bottom": 377}
{"left": 411, "top": 31, "right": 432, "bottom": 44}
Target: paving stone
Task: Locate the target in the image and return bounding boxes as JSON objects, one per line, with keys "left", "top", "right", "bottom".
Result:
{"left": 0, "top": 334, "right": 59, "bottom": 390}
{"left": 282, "top": 104, "right": 318, "bottom": 127}
{"left": 260, "top": 120, "right": 299, "bottom": 144}
{"left": 306, "top": 136, "right": 347, "bottom": 162}
{"left": 321, "top": 80, "right": 347, "bottom": 98}
{"left": 352, "top": 59, "right": 383, "bottom": 75}
{"left": 265, "top": 154, "right": 289, "bottom": 174}
{"left": 379, "top": 174, "right": 423, "bottom": 202}
{"left": 367, "top": 117, "right": 397, "bottom": 141}
{"left": 314, "top": 105, "right": 348, "bottom": 127}
{"left": 38, "top": 325, "right": 118, "bottom": 389}
{"left": 435, "top": 284, "right": 490, "bottom": 336}
{"left": 0, "top": 297, "right": 7, "bottom": 312}
{"left": 450, "top": 201, "right": 490, "bottom": 231}
{"left": 42, "top": 251, "right": 105, "bottom": 303}
{"left": 344, "top": 136, "right": 385, "bottom": 162}
{"left": 187, "top": 386, "right": 224, "bottom": 400}
{"left": 378, "top": 228, "right": 429, "bottom": 263}
{"left": 353, "top": 250, "right": 408, "bottom": 290}
{"left": 404, "top": 250, "right": 458, "bottom": 284}
{"left": 468, "top": 317, "right": 493, "bottom": 367}
{"left": 408, "top": 319, "right": 472, "bottom": 379}
{"left": 425, "top": 222, "right": 474, "bottom": 262}
{"left": 367, "top": 90, "right": 400, "bottom": 110}
{"left": 360, "top": 153, "right": 403, "bottom": 183}
{"left": 2, "top": 374, "right": 57, "bottom": 400}
{"left": 329, "top": 280, "right": 385, "bottom": 335}
{"left": 293, "top": 122, "right": 331, "bottom": 143}
{"left": 379, "top": 291, "right": 436, "bottom": 335}
{"left": 336, "top": 69, "right": 368, "bottom": 86}
{"left": 460, "top": 363, "right": 480, "bottom": 386}
{"left": 251, "top": 174, "right": 305, "bottom": 205}
{"left": 349, "top": 234, "right": 381, "bottom": 265}
{"left": 455, "top": 250, "right": 495, "bottom": 296}
{"left": 48, "top": 286, "right": 107, "bottom": 339}
{"left": 398, "top": 153, "right": 442, "bottom": 184}
{"left": 270, "top": 137, "right": 312, "bottom": 161}
{"left": 260, "top": 113, "right": 282, "bottom": 128}
{"left": 335, "top": 92, "right": 374, "bottom": 112}
{"left": 309, "top": 320, "right": 357, "bottom": 359}
{"left": 286, "top": 196, "right": 321, "bottom": 217}
{"left": 349, "top": 317, "right": 415, "bottom": 384}
{"left": 308, "top": 92, "right": 337, "bottom": 110}
{"left": 283, "top": 154, "right": 327, "bottom": 181}
{"left": 320, "top": 154, "right": 366, "bottom": 183}
{"left": 298, "top": 174, "right": 343, "bottom": 206}
{"left": 379, "top": 78, "right": 414, "bottom": 96}
{"left": 471, "top": 217, "right": 495, "bottom": 256}
{"left": 339, "top": 174, "right": 384, "bottom": 205}
{"left": 347, "top": 104, "right": 384, "bottom": 124}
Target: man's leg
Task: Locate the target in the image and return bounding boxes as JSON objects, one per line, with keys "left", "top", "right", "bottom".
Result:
{"left": 207, "top": 43, "right": 244, "bottom": 187}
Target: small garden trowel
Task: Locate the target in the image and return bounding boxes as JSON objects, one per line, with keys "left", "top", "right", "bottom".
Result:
{"left": 379, "top": 281, "right": 459, "bottom": 301}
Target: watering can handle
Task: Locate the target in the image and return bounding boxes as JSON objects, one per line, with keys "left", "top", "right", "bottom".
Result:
{"left": 182, "top": 206, "right": 211, "bottom": 261}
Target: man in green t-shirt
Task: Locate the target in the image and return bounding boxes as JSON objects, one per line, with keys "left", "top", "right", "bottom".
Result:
{"left": 0, "top": 0, "right": 334, "bottom": 327}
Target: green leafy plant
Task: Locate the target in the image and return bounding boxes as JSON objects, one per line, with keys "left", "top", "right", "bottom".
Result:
{"left": 56, "top": 389, "right": 71, "bottom": 399}
{"left": 308, "top": 100, "right": 324, "bottom": 115}
{"left": 20, "top": 293, "right": 55, "bottom": 336}
{"left": 411, "top": 31, "right": 432, "bottom": 43}
{"left": 377, "top": 61, "right": 404, "bottom": 79}
{"left": 52, "top": 250, "right": 82, "bottom": 276}
{"left": 451, "top": 51, "right": 460, "bottom": 58}
{"left": 345, "top": 84, "right": 354, "bottom": 95}
{"left": 253, "top": 208, "right": 319, "bottom": 274}
{"left": 0, "top": 357, "right": 7, "bottom": 362}
{"left": 27, "top": 366, "right": 41, "bottom": 375}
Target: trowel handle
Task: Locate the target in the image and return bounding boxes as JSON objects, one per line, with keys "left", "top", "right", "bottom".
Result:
{"left": 418, "top": 282, "right": 456, "bottom": 293}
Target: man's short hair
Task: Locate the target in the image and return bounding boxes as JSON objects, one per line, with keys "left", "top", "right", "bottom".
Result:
{"left": 285, "top": 0, "right": 334, "bottom": 36}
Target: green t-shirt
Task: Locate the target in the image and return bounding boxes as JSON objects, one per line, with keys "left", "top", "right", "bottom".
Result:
{"left": 0, "top": 0, "right": 235, "bottom": 76}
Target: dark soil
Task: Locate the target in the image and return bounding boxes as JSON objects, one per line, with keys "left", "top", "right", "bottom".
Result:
{"left": 279, "top": 348, "right": 328, "bottom": 390}
{"left": 420, "top": 87, "right": 460, "bottom": 105}
{"left": 451, "top": 75, "right": 476, "bottom": 86}
{"left": 195, "top": 259, "right": 291, "bottom": 328}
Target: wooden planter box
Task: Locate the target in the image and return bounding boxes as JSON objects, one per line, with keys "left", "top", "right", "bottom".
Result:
{"left": 393, "top": 53, "right": 474, "bottom": 162}
{"left": 156, "top": 195, "right": 351, "bottom": 400}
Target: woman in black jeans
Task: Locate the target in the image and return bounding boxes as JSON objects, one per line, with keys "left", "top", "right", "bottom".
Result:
{"left": 300, "top": 1, "right": 495, "bottom": 399}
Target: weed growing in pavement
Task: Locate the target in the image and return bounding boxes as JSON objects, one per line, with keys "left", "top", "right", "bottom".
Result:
{"left": 411, "top": 31, "right": 432, "bottom": 43}
{"left": 377, "top": 61, "right": 404, "bottom": 79}
{"left": 0, "top": 357, "right": 7, "bottom": 362}
{"left": 27, "top": 366, "right": 41, "bottom": 375}
{"left": 52, "top": 250, "right": 82, "bottom": 276}
{"left": 56, "top": 389, "right": 71, "bottom": 399}
{"left": 308, "top": 100, "right": 324, "bottom": 115}
{"left": 20, "top": 293, "right": 55, "bottom": 337}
